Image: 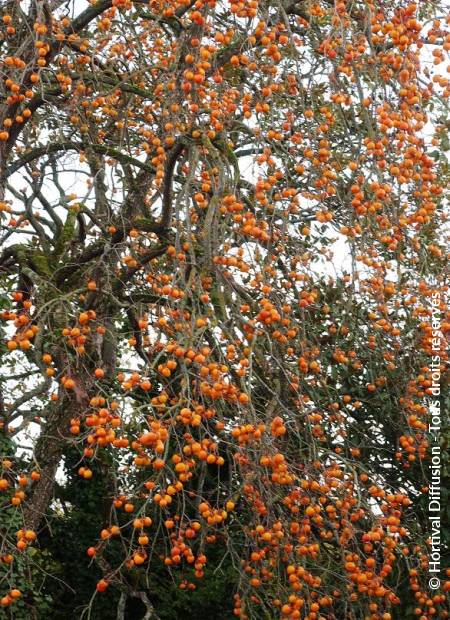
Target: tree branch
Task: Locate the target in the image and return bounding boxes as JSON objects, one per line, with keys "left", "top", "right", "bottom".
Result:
{"left": 7, "top": 142, "right": 155, "bottom": 177}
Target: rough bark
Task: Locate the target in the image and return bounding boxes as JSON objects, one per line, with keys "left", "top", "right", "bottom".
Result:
{"left": 22, "top": 380, "right": 90, "bottom": 531}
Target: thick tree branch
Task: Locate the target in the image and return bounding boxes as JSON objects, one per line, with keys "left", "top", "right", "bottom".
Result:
{"left": 7, "top": 142, "right": 155, "bottom": 177}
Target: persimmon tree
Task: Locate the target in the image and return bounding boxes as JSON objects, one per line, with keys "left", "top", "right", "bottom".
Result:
{"left": 0, "top": 0, "right": 449, "bottom": 618}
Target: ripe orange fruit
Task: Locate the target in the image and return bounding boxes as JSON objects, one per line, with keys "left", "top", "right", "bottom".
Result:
{"left": 96, "top": 579, "right": 108, "bottom": 592}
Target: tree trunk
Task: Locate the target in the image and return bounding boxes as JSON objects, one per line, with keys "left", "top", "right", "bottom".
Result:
{"left": 23, "top": 379, "right": 90, "bottom": 531}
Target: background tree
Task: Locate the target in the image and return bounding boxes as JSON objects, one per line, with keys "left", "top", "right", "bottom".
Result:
{"left": 0, "top": 0, "right": 449, "bottom": 618}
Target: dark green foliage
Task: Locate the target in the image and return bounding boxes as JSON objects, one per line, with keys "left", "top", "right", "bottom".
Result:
{"left": 12, "top": 447, "right": 237, "bottom": 619}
